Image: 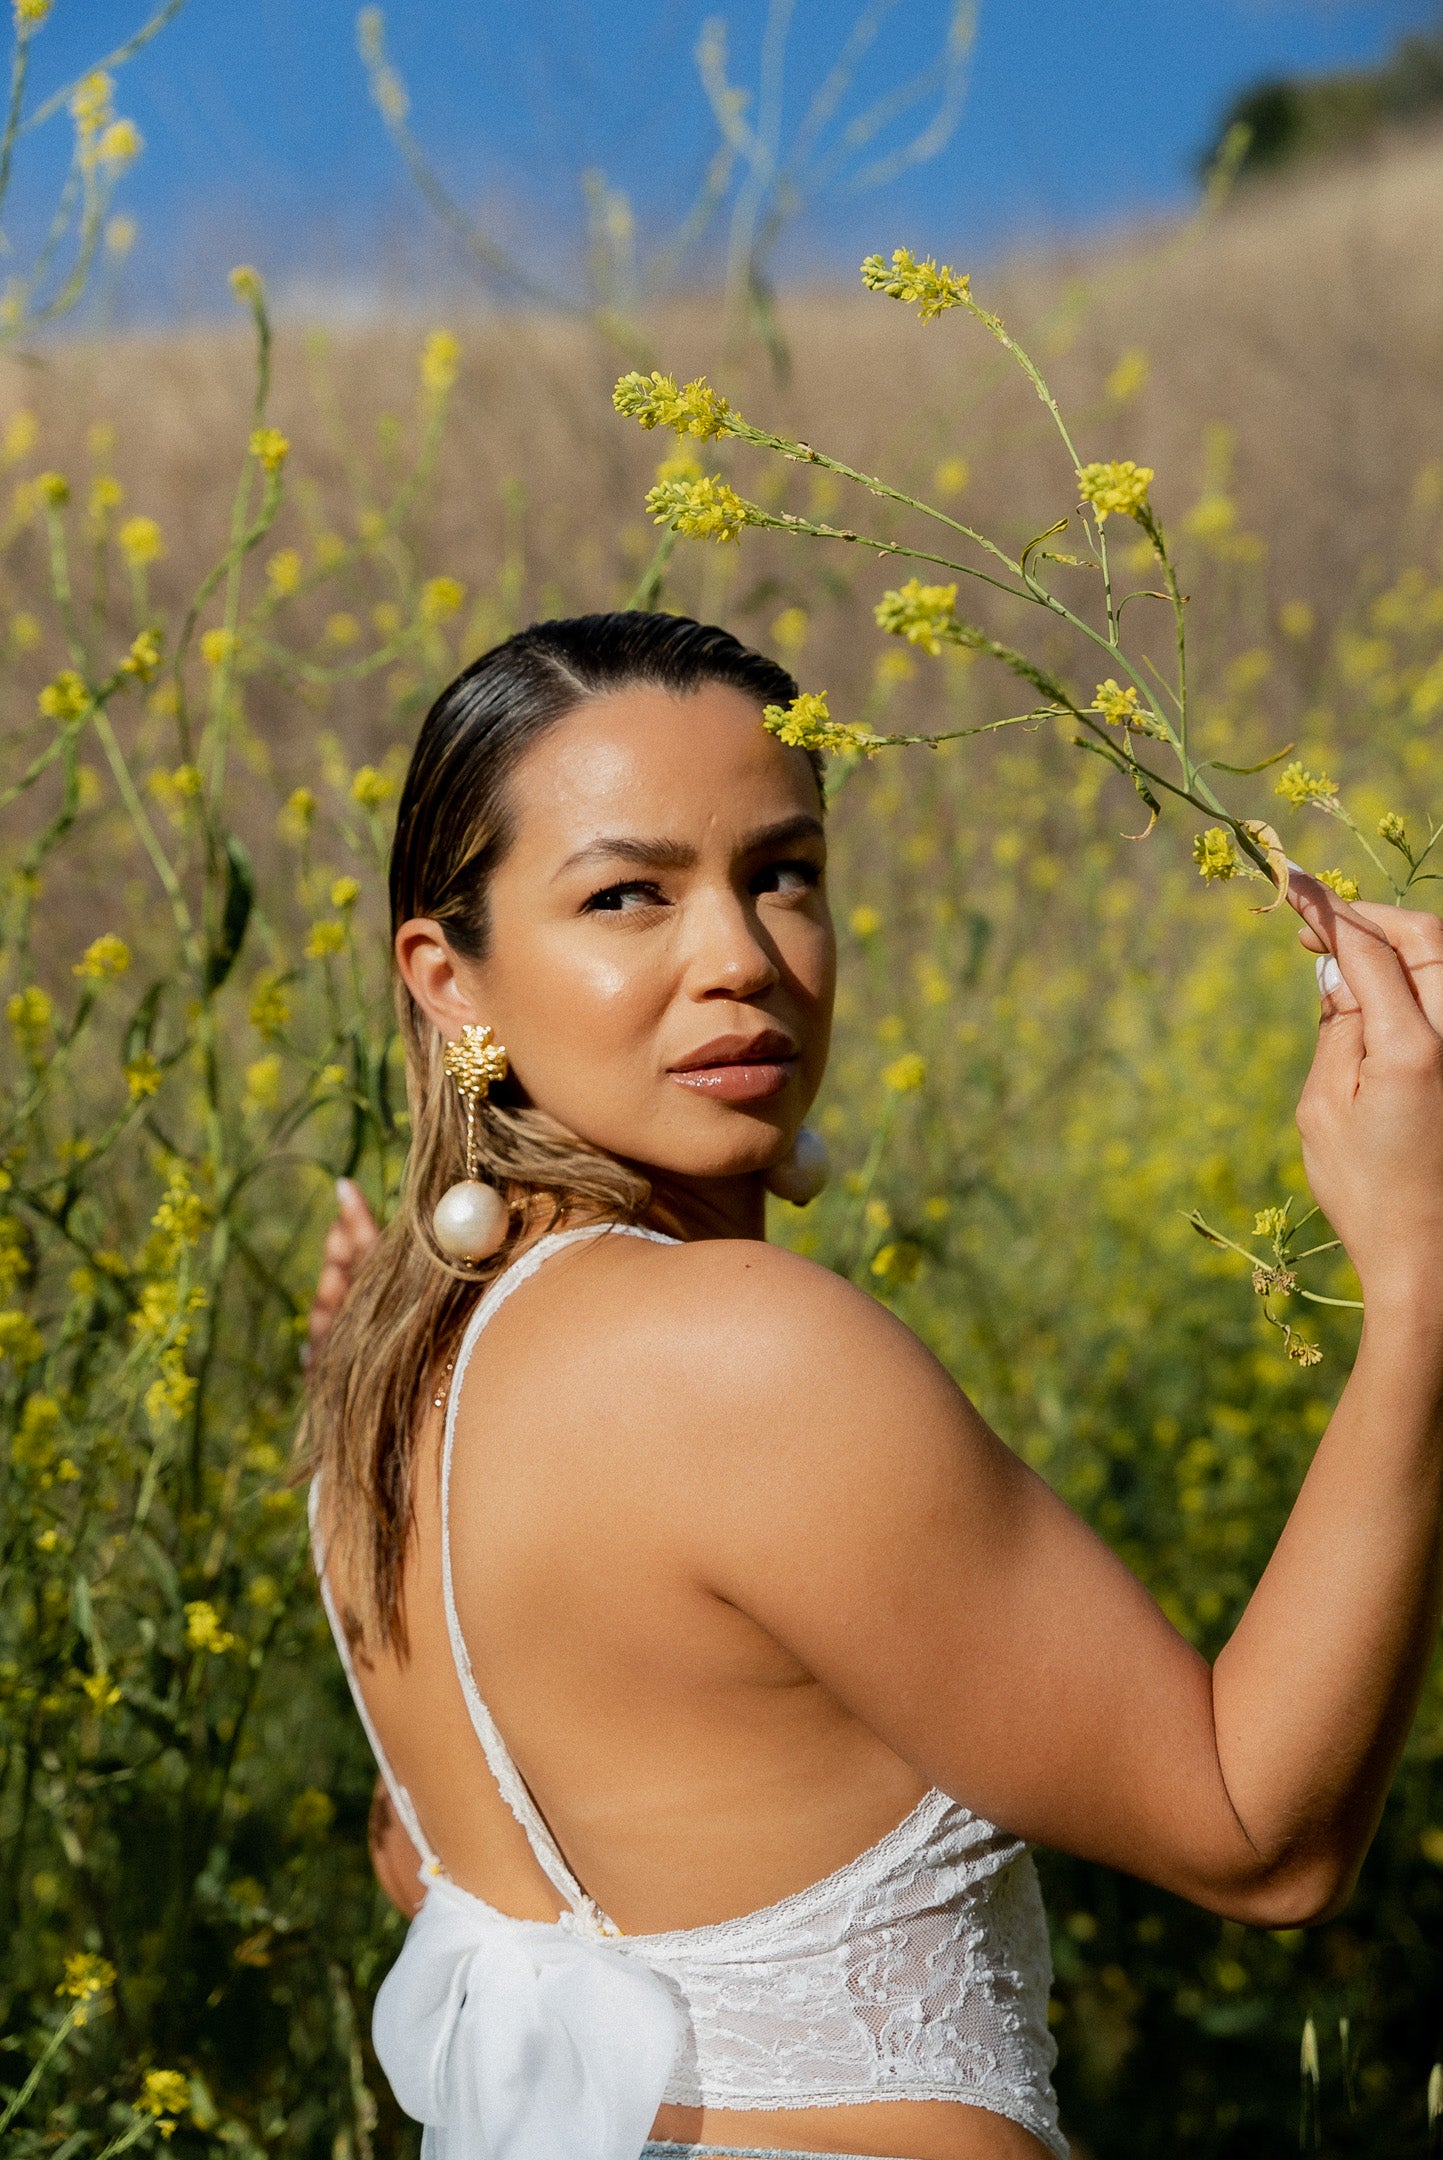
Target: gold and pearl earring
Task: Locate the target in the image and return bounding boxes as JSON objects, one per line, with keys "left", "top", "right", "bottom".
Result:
{"left": 433, "top": 1024, "right": 511, "bottom": 1264}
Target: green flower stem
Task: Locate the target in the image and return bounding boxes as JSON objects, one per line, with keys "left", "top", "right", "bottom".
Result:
{"left": 87, "top": 704, "right": 198, "bottom": 960}
{"left": 0, "top": 2004, "right": 83, "bottom": 2136}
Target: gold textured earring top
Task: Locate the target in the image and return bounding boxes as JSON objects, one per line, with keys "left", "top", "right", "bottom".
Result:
{"left": 443, "top": 1023, "right": 508, "bottom": 1183}
{"left": 442, "top": 1023, "right": 508, "bottom": 1101}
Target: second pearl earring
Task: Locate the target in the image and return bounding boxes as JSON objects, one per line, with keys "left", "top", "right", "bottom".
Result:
{"left": 432, "top": 1024, "right": 511, "bottom": 1264}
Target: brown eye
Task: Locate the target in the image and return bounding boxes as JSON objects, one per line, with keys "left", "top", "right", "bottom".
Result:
{"left": 582, "top": 880, "right": 668, "bottom": 914}
{"left": 753, "top": 859, "right": 821, "bottom": 897}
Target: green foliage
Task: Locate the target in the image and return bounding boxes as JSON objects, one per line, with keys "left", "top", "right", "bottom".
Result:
{"left": 1203, "top": 17, "right": 1443, "bottom": 185}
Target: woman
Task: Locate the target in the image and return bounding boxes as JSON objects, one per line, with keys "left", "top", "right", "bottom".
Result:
{"left": 305, "top": 610, "right": 1443, "bottom": 2160}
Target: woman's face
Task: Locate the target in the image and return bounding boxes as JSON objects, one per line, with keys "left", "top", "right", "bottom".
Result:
{"left": 400, "top": 681, "right": 835, "bottom": 1187}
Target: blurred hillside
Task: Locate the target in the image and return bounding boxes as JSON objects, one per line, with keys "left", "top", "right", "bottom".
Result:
{"left": 1205, "top": 7, "right": 1443, "bottom": 179}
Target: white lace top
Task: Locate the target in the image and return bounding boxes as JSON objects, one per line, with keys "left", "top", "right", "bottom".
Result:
{"left": 312, "top": 1226, "right": 1066, "bottom": 2160}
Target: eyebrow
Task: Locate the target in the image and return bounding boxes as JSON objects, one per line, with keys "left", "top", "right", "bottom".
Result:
{"left": 555, "top": 812, "right": 825, "bottom": 881}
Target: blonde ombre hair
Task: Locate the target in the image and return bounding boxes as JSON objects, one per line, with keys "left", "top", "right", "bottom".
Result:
{"left": 301, "top": 612, "right": 807, "bottom": 1649}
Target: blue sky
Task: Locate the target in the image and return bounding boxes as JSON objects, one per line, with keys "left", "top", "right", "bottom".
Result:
{"left": 11, "top": 0, "right": 1441, "bottom": 315}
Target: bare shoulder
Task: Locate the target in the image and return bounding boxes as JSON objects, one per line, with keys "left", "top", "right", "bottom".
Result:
{"left": 528, "top": 1230, "right": 980, "bottom": 1487}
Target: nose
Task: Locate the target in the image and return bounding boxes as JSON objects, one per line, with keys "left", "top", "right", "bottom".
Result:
{"left": 681, "top": 883, "right": 780, "bottom": 1002}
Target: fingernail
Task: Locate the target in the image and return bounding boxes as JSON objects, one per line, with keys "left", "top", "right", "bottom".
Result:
{"left": 1286, "top": 859, "right": 1306, "bottom": 876}
{"left": 1316, "top": 955, "right": 1344, "bottom": 997}
{"left": 336, "top": 1177, "right": 356, "bottom": 1203}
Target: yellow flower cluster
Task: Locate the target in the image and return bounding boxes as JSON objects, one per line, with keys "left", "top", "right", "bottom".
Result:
{"left": 36, "top": 470, "right": 69, "bottom": 505}
{"left": 0, "top": 1309, "right": 44, "bottom": 1363}
{"left": 57, "top": 1952, "right": 116, "bottom": 2025}
{"left": 1378, "top": 810, "right": 1408, "bottom": 847}
{"left": 1317, "top": 868, "right": 1361, "bottom": 902}
{"left": 1076, "top": 460, "right": 1154, "bottom": 524}
{"left": 200, "top": 627, "right": 237, "bottom": 670}
{"left": 14, "top": 0, "right": 55, "bottom": 27}
{"left": 120, "top": 628, "right": 162, "bottom": 681}
{"left": 421, "top": 574, "right": 465, "bottom": 622}
{"left": 8, "top": 983, "right": 53, "bottom": 1054}
{"left": 421, "top": 328, "right": 460, "bottom": 397}
{"left": 249, "top": 427, "right": 289, "bottom": 473}
{"left": 612, "top": 369, "right": 734, "bottom": 442}
{"left": 1094, "top": 679, "right": 1141, "bottom": 726}
{"left": 350, "top": 764, "right": 395, "bottom": 808}
{"left": 125, "top": 1051, "right": 160, "bottom": 1100}
{"left": 762, "top": 689, "right": 880, "bottom": 758}
{"left": 644, "top": 471, "right": 753, "bottom": 544}
{"left": 860, "top": 247, "right": 971, "bottom": 323}
{"left": 118, "top": 514, "right": 163, "bottom": 565}
{"left": 874, "top": 578, "right": 959, "bottom": 655}
{"left": 38, "top": 669, "right": 90, "bottom": 722}
{"left": 139, "top": 2068, "right": 191, "bottom": 2137}
{"left": 306, "top": 920, "right": 346, "bottom": 959}
{"left": 228, "top": 264, "right": 263, "bottom": 304}
{"left": 73, "top": 933, "right": 130, "bottom": 980}
{"left": 1192, "top": 827, "right": 1239, "bottom": 882}
{"left": 184, "top": 1600, "right": 235, "bottom": 1655}
{"left": 267, "top": 547, "right": 302, "bottom": 596}
{"left": 881, "top": 1051, "right": 927, "bottom": 1093}
{"left": 249, "top": 972, "right": 291, "bottom": 1039}
{"left": 1274, "top": 760, "right": 1338, "bottom": 806}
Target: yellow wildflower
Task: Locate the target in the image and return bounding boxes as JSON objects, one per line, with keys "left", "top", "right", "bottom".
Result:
{"left": 1193, "top": 827, "right": 1239, "bottom": 882}
{"left": 420, "top": 328, "right": 460, "bottom": 396}
{"left": 1288, "top": 1336, "right": 1323, "bottom": 1367}
{"left": 860, "top": 247, "right": 971, "bottom": 322}
{"left": 875, "top": 650, "right": 915, "bottom": 687}
{"left": 148, "top": 1166, "right": 209, "bottom": 1270}
{"left": 421, "top": 575, "right": 465, "bottom": 622}
{"left": 0, "top": 1310, "right": 44, "bottom": 1363}
{"left": 871, "top": 1240, "right": 924, "bottom": 1285}
{"left": 266, "top": 547, "right": 303, "bottom": 596}
{"left": 324, "top": 611, "right": 360, "bottom": 647}
{"left": 146, "top": 1347, "right": 196, "bottom": 1425}
{"left": 243, "top": 1055, "right": 282, "bottom": 1112}
{"left": 95, "top": 118, "right": 142, "bottom": 170}
{"left": 70, "top": 69, "right": 112, "bottom": 141}
{"left": 105, "top": 214, "right": 137, "bottom": 258}
{"left": 358, "top": 507, "right": 385, "bottom": 543}
{"left": 1091, "top": 679, "right": 1164, "bottom": 736}
{"left": 1183, "top": 494, "right": 1237, "bottom": 545}
{"left": 330, "top": 876, "right": 360, "bottom": 909}
{"left": 770, "top": 605, "right": 808, "bottom": 654}
{"left": 319, "top": 1062, "right": 347, "bottom": 1087}
{"left": 762, "top": 689, "right": 880, "bottom": 758}
{"left": 38, "top": 670, "right": 90, "bottom": 723}
{"left": 874, "top": 577, "right": 958, "bottom": 655}
{"left": 14, "top": 1, "right": 54, "bottom": 28}
{"left": 3, "top": 408, "right": 37, "bottom": 459}
{"left": 9, "top": 609, "right": 40, "bottom": 649}
{"left": 1274, "top": 760, "right": 1337, "bottom": 807}
{"left": 372, "top": 600, "right": 402, "bottom": 637}
{"left": 1253, "top": 1207, "right": 1290, "bottom": 1240}
{"left": 881, "top": 1052, "right": 927, "bottom": 1093}
{"left": 118, "top": 514, "right": 163, "bottom": 565}
{"left": 36, "top": 469, "right": 68, "bottom": 505}
{"left": 1317, "top": 868, "right": 1361, "bottom": 902}
{"left": 229, "top": 264, "right": 263, "bottom": 303}
{"left": 125, "top": 1052, "right": 161, "bottom": 1100}
{"left": 249, "top": 972, "right": 291, "bottom": 1039}
{"left": 314, "top": 529, "right": 346, "bottom": 567}
{"left": 183, "top": 1601, "right": 235, "bottom": 1655}
{"left": 200, "top": 627, "right": 237, "bottom": 670}
{"left": 249, "top": 426, "right": 289, "bottom": 473}
{"left": 278, "top": 787, "right": 316, "bottom": 841}
{"left": 849, "top": 904, "right": 882, "bottom": 938}
{"left": 81, "top": 1670, "right": 121, "bottom": 1711}
{"left": 88, "top": 474, "right": 123, "bottom": 520}
{"left": 644, "top": 471, "right": 754, "bottom": 544}
{"left": 1378, "top": 811, "right": 1408, "bottom": 848}
{"left": 13, "top": 1392, "right": 60, "bottom": 1469}
{"left": 58, "top": 1952, "right": 116, "bottom": 2017}
{"left": 8, "top": 984, "right": 53, "bottom": 1054}
{"left": 119, "top": 628, "right": 162, "bottom": 681}
{"left": 139, "top": 2069, "right": 191, "bottom": 2137}
{"left": 306, "top": 920, "right": 346, "bottom": 959}
{"left": 73, "top": 933, "right": 130, "bottom": 980}
{"left": 350, "top": 765, "right": 395, "bottom": 809}
{"left": 654, "top": 448, "right": 702, "bottom": 487}
{"left": 612, "top": 369, "right": 734, "bottom": 441}
{"left": 289, "top": 1787, "right": 336, "bottom": 1836}
{"left": 932, "top": 456, "right": 970, "bottom": 497}
{"left": 1077, "top": 460, "right": 1154, "bottom": 523}
{"left": 1106, "top": 349, "right": 1149, "bottom": 404}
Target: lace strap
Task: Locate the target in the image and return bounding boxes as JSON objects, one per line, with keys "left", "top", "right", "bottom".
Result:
{"left": 308, "top": 1475, "right": 442, "bottom": 1881}
{"left": 441, "top": 1222, "right": 679, "bottom": 1926}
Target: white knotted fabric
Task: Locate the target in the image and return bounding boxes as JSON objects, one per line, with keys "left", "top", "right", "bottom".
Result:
{"left": 312, "top": 1224, "right": 1067, "bottom": 2160}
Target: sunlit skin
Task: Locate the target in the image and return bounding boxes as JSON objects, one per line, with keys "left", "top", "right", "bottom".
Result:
{"left": 314, "top": 682, "right": 1443, "bottom": 2160}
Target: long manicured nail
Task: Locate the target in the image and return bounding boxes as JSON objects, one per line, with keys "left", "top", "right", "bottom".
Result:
{"left": 1316, "top": 955, "right": 1344, "bottom": 997}
{"left": 336, "top": 1177, "right": 357, "bottom": 1203}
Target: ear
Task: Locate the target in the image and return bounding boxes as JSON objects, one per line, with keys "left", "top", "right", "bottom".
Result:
{"left": 394, "top": 918, "right": 484, "bottom": 1037}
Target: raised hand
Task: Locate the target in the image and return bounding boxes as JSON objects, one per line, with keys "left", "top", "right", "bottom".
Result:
{"left": 307, "top": 1178, "right": 379, "bottom": 1359}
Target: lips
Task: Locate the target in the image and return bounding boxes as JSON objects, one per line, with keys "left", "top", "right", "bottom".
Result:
{"left": 667, "top": 1029, "right": 799, "bottom": 1104}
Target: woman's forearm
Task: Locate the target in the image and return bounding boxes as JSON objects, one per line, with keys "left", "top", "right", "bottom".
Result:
{"left": 1211, "top": 1296, "right": 1443, "bottom": 1907}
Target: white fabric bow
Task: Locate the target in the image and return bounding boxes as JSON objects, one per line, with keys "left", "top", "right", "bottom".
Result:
{"left": 372, "top": 1878, "right": 683, "bottom": 2160}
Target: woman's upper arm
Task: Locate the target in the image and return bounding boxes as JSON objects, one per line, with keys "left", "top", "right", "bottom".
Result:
{"left": 654, "top": 1244, "right": 1279, "bottom": 1918}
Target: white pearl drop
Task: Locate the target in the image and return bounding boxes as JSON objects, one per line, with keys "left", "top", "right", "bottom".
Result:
{"left": 432, "top": 1179, "right": 509, "bottom": 1261}
{"left": 764, "top": 1126, "right": 830, "bottom": 1207}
